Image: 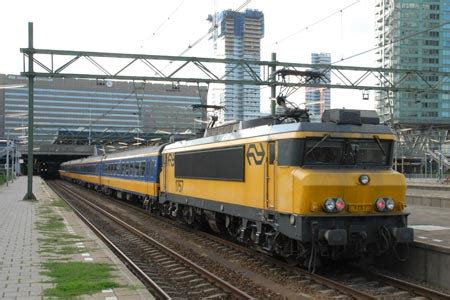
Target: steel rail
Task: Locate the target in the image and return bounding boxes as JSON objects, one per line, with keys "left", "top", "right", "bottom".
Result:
{"left": 57, "top": 180, "right": 377, "bottom": 299}
{"left": 57, "top": 180, "right": 450, "bottom": 299}
{"left": 49, "top": 181, "right": 253, "bottom": 300}
{"left": 368, "top": 271, "right": 450, "bottom": 300}
{"left": 47, "top": 181, "right": 171, "bottom": 299}
{"left": 188, "top": 225, "right": 378, "bottom": 300}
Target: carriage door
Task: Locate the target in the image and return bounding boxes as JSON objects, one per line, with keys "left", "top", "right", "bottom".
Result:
{"left": 266, "top": 142, "right": 276, "bottom": 209}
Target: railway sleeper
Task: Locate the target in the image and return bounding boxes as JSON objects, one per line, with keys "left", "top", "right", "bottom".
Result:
{"left": 192, "top": 282, "right": 211, "bottom": 289}
{"left": 202, "top": 287, "right": 220, "bottom": 294}
{"left": 188, "top": 278, "right": 204, "bottom": 284}
{"left": 173, "top": 270, "right": 191, "bottom": 276}
{"left": 61, "top": 176, "right": 412, "bottom": 274}
{"left": 203, "top": 293, "right": 229, "bottom": 299}
{"left": 177, "top": 274, "right": 197, "bottom": 280}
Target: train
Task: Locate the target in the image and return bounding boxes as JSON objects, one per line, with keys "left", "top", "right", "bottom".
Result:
{"left": 59, "top": 109, "right": 414, "bottom": 269}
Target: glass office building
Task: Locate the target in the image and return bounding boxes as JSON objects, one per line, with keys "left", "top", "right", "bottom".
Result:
{"left": 375, "top": 0, "right": 450, "bottom": 125}
{"left": 0, "top": 74, "right": 207, "bottom": 144}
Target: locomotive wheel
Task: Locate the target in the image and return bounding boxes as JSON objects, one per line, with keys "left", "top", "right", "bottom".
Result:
{"left": 182, "top": 206, "right": 195, "bottom": 226}
{"left": 225, "top": 215, "right": 241, "bottom": 237}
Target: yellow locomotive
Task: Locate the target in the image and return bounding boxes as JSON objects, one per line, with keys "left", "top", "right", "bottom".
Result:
{"left": 160, "top": 109, "right": 412, "bottom": 265}
{"left": 60, "top": 109, "right": 413, "bottom": 268}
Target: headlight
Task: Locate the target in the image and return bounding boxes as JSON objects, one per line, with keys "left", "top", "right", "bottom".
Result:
{"left": 323, "top": 198, "right": 346, "bottom": 213}
{"left": 335, "top": 199, "right": 346, "bottom": 212}
{"left": 386, "top": 198, "right": 395, "bottom": 211}
{"left": 375, "top": 198, "right": 386, "bottom": 211}
{"left": 324, "top": 199, "right": 336, "bottom": 212}
{"left": 359, "top": 175, "right": 370, "bottom": 185}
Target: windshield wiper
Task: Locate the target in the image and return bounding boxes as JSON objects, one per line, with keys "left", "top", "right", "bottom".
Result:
{"left": 373, "top": 135, "right": 386, "bottom": 156}
{"left": 305, "top": 134, "right": 330, "bottom": 156}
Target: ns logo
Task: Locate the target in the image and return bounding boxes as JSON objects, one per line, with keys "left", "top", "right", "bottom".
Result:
{"left": 246, "top": 143, "right": 265, "bottom": 165}
{"left": 166, "top": 153, "right": 175, "bottom": 166}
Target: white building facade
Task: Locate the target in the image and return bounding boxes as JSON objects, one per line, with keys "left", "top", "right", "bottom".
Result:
{"left": 305, "top": 53, "right": 331, "bottom": 122}
{"left": 209, "top": 9, "right": 264, "bottom": 123}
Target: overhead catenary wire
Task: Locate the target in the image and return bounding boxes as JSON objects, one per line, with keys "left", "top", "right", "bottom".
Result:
{"left": 160, "top": 0, "right": 252, "bottom": 72}
{"left": 174, "top": 0, "right": 252, "bottom": 58}
{"left": 333, "top": 20, "right": 450, "bottom": 64}
{"left": 274, "top": 0, "right": 360, "bottom": 45}
{"left": 270, "top": 21, "right": 450, "bottom": 98}
{"left": 139, "top": 0, "right": 185, "bottom": 49}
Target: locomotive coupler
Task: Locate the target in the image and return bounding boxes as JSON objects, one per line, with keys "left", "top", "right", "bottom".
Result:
{"left": 319, "top": 229, "right": 347, "bottom": 245}
{"left": 390, "top": 227, "right": 414, "bottom": 243}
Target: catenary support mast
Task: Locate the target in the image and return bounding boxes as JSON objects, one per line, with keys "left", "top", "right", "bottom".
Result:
{"left": 24, "top": 22, "right": 36, "bottom": 200}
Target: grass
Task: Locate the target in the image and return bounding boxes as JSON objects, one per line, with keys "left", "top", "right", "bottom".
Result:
{"left": 42, "top": 261, "right": 119, "bottom": 298}
{"left": 36, "top": 214, "right": 84, "bottom": 252}
{"left": 52, "top": 197, "right": 71, "bottom": 210}
{"left": 36, "top": 215, "right": 66, "bottom": 232}
{"left": 35, "top": 185, "right": 121, "bottom": 298}
{"left": 0, "top": 173, "right": 15, "bottom": 185}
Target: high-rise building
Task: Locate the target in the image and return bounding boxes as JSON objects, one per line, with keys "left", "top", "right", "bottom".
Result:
{"left": 375, "top": 0, "right": 450, "bottom": 126}
{"left": 0, "top": 74, "right": 207, "bottom": 144}
{"left": 305, "top": 53, "right": 331, "bottom": 122}
{"left": 209, "top": 9, "right": 264, "bottom": 123}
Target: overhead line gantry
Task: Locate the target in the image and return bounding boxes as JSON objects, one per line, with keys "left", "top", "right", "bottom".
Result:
{"left": 20, "top": 21, "right": 450, "bottom": 199}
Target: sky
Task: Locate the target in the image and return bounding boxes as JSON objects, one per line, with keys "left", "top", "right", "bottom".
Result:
{"left": 0, "top": 0, "right": 376, "bottom": 112}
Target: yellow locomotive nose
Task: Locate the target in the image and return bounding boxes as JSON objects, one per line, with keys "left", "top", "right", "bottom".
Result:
{"left": 292, "top": 169, "right": 407, "bottom": 215}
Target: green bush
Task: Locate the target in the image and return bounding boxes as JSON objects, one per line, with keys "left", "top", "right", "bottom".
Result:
{"left": 0, "top": 172, "right": 15, "bottom": 185}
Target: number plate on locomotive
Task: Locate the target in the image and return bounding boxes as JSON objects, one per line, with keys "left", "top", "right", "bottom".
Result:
{"left": 349, "top": 204, "right": 372, "bottom": 212}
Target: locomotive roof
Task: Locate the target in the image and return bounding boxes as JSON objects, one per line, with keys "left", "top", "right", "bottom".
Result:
{"left": 164, "top": 121, "right": 394, "bottom": 151}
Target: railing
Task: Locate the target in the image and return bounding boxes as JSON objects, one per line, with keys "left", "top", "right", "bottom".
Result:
{"left": 0, "top": 148, "right": 6, "bottom": 159}
{"left": 426, "top": 149, "right": 450, "bottom": 171}
{"left": 405, "top": 174, "right": 439, "bottom": 179}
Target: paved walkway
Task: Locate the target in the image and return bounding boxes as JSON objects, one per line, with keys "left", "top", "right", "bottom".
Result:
{"left": 0, "top": 177, "right": 50, "bottom": 299}
{"left": 0, "top": 177, "right": 153, "bottom": 299}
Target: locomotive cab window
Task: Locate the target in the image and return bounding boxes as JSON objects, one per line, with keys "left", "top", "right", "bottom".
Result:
{"left": 304, "top": 137, "right": 392, "bottom": 167}
{"left": 304, "top": 139, "right": 344, "bottom": 165}
{"left": 278, "top": 138, "right": 392, "bottom": 167}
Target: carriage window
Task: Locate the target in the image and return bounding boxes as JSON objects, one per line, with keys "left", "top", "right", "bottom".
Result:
{"left": 139, "top": 161, "right": 146, "bottom": 176}
{"left": 131, "top": 163, "right": 136, "bottom": 176}
{"left": 149, "top": 160, "right": 156, "bottom": 176}
{"left": 134, "top": 162, "right": 140, "bottom": 176}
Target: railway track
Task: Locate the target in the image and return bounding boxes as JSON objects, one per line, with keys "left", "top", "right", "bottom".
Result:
{"left": 183, "top": 223, "right": 450, "bottom": 300}
{"left": 49, "top": 180, "right": 450, "bottom": 299}
{"left": 47, "top": 180, "right": 253, "bottom": 299}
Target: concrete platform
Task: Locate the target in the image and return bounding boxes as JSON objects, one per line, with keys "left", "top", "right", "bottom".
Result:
{"left": 407, "top": 204, "right": 450, "bottom": 249}
{"left": 407, "top": 187, "right": 450, "bottom": 208}
{"left": 0, "top": 176, "right": 153, "bottom": 300}
{"left": 377, "top": 204, "right": 450, "bottom": 291}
